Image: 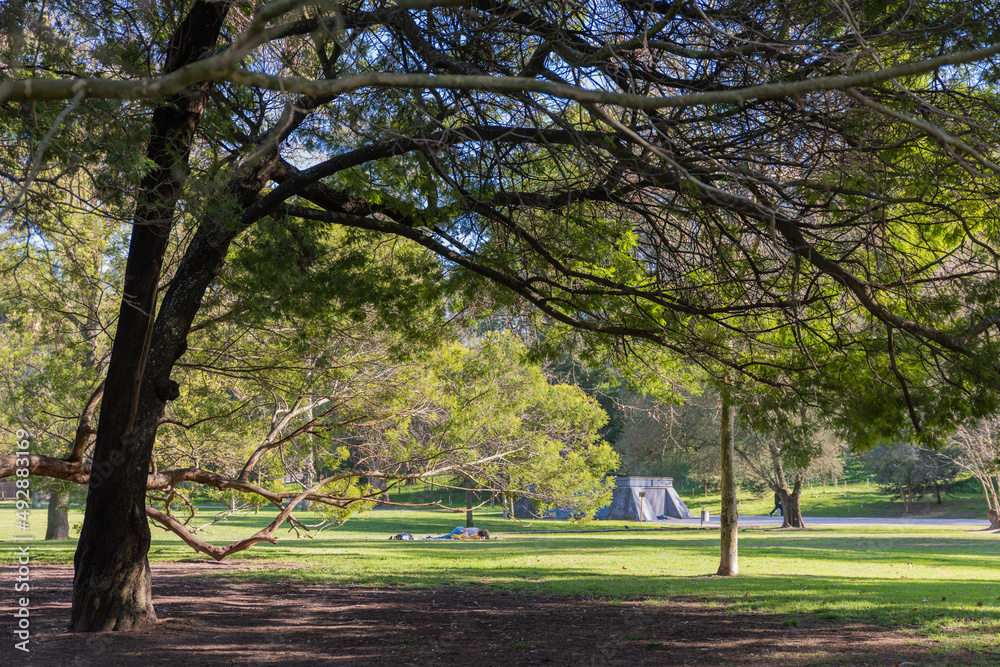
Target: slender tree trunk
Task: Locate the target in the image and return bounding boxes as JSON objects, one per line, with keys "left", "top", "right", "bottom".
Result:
{"left": 70, "top": 2, "right": 231, "bottom": 632}
{"left": 301, "top": 461, "right": 315, "bottom": 511}
{"left": 980, "top": 474, "right": 994, "bottom": 517}
{"left": 987, "top": 476, "right": 1000, "bottom": 526}
{"left": 985, "top": 474, "right": 1000, "bottom": 528}
{"left": 991, "top": 476, "right": 1000, "bottom": 528}
{"left": 45, "top": 488, "right": 70, "bottom": 540}
{"left": 717, "top": 389, "right": 738, "bottom": 576}
{"left": 466, "top": 488, "right": 474, "bottom": 527}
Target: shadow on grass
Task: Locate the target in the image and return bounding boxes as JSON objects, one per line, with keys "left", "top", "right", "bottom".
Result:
{"left": 12, "top": 519, "right": 1000, "bottom": 655}
{"left": 199, "top": 558, "right": 1000, "bottom": 646}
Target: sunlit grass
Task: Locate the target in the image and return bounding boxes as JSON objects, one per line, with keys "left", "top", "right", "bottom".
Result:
{"left": 2, "top": 502, "right": 998, "bottom": 654}
{"left": 329, "top": 478, "right": 988, "bottom": 519}
{"left": 681, "top": 481, "right": 987, "bottom": 519}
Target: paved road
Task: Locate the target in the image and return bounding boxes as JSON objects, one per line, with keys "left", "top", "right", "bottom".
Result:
{"left": 659, "top": 515, "right": 989, "bottom": 528}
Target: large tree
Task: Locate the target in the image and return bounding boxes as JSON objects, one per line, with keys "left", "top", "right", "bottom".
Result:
{"left": 864, "top": 443, "right": 961, "bottom": 514}
{"left": 948, "top": 417, "right": 1000, "bottom": 529}
{"left": 738, "top": 401, "right": 844, "bottom": 528}
{"left": 5, "top": 0, "right": 1000, "bottom": 630}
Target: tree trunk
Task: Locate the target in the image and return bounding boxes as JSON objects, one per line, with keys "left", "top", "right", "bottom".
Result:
{"left": 762, "top": 441, "right": 804, "bottom": 529}
{"left": 466, "top": 488, "right": 474, "bottom": 527}
{"left": 71, "top": 486, "right": 157, "bottom": 631}
{"left": 990, "top": 475, "right": 1000, "bottom": 528}
{"left": 979, "top": 474, "right": 995, "bottom": 520}
{"left": 781, "top": 476, "right": 807, "bottom": 529}
{"left": 69, "top": 1, "right": 231, "bottom": 632}
{"left": 370, "top": 477, "right": 389, "bottom": 502}
{"left": 45, "top": 488, "right": 70, "bottom": 540}
{"left": 717, "top": 389, "right": 738, "bottom": 576}
{"left": 72, "top": 163, "right": 281, "bottom": 631}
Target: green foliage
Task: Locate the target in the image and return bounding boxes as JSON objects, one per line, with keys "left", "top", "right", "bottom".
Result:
{"left": 0, "top": 213, "right": 120, "bottom": 463}
{"left": 224, "top": 219, "right": 448, "bottom": 350}
{"left": 359, "top": 332, "right": 620, "bottom": 519}
{"left": 613, "top": 388, "right": 722, "bottom": 486}
{"left": 864, "top": 443, "right": 963, "bottom": 511}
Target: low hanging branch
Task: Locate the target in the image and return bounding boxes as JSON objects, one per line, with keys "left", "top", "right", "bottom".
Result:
{"left": 5, "top": 37, "right": 1000, "bottom": 112}
{"left": 0, "top": 443, "right": 539, "bottom": 559}
{"left": 144, "top": 473, "right": 340, "bottom": 560}
{"left": 0, "top": 454, "right": 350, "bottom": 506}
{"left": 145, "top": 506, "right": 280, "bottom": 560}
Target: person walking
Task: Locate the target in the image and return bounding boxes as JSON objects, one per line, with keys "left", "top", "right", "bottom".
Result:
{"left": 768, "top": 492, "right": 783, "bottom": 517}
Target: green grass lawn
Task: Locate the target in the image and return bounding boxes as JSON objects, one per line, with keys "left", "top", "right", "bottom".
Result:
{"left": 680, "top": 481, "right": 989, "bottom": 519}
{"left": 379, "top": 479, "right": 989, "bottom": 519}
{"left": 4, "top": 502, "right": 998, "bottom": 657}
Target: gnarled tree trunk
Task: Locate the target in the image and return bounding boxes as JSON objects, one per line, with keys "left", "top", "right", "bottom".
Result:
{"left": 769, "top": 446, "right": 807, "bottom": 529}
{"left": 780, "top": 476, "right": 807, "bottom": 529}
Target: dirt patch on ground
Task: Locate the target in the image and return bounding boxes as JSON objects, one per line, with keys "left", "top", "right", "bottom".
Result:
{"left": 2, "top": 562, "right": 973, "bottom": 666}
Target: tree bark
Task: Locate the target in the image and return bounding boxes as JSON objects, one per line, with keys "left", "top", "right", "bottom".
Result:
{"left": 70, "top": 1, "right": 231, "bottom": 632}
{"left": 717, "top": 389, "right": 738, "bottom": 576}
{"left": 370, "top": 476, "right": 389, "bottom": 502}
{"left": 780, "top": 476, "right": 807, "bottom": 528}
{"left": 66, "top": 382, "right": 104, "bottom": 462}
{"left": 45, "top": 488, "right": 70, "bottom": 540}
{"left": 989, "top": 476, "right": 1000, "bottom": 529}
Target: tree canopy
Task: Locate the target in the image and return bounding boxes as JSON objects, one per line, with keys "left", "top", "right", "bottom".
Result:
{"left": 7, "top": 0, "right": 1000, "bottom": 426}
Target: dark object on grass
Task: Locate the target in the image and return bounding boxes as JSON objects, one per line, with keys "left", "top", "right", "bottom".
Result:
{"left": 424, "top": 526, "right": 491, "bottom": 539}
{"left": 390, "top": 532, "right": 414, "bottom": 540}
